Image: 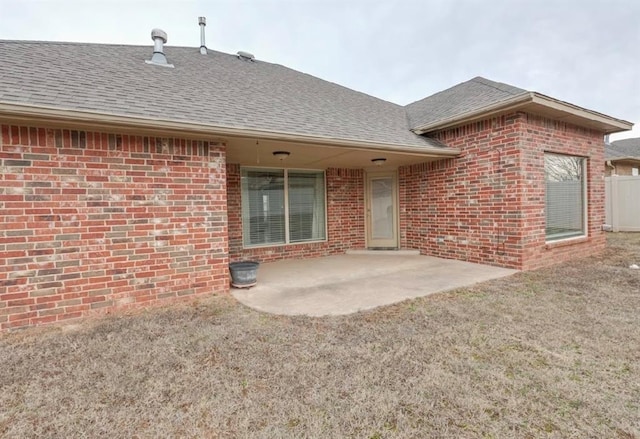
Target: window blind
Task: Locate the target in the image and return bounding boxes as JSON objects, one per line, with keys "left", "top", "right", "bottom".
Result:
{"left": 288, "top": 171, "right": 326, "bottom": 243}
{"left": 545, "top": 154, "right": 585, "bottom": 240}
{"left": 241, "top": 169, "right": 326, "bottom": 246}
{"left": 241, "top": 169, "right": 285, "bottom": 246}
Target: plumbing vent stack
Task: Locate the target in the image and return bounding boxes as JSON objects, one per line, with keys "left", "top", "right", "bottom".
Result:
{"left": 198, "top": 17, "right": 207, "bottom": 55}
{"left": 146, "top": 28, "right": 174, "bottom": 67}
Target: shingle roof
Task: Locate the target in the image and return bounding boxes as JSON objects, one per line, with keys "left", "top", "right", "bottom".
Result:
{"left": 0, "top": 40, "right": 446, "bottom": 150}
{"left": 404, "top": 77, "right": 527, "bottom": 130}
{"left": 606, "top": 138, "right": 640, "bottom": 160}
{"left": 0, "top": 41, "right": 629, "bottom": 148}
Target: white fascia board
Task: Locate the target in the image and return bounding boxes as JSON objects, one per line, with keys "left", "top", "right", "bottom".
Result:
{"left": 412, "top": 92, "right": 634, "bottom": 134}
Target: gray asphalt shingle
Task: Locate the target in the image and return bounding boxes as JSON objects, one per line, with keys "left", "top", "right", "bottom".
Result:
{"left": 1, "top": 41, "right": 617, "bottom": 150}
{"left": 405, "top": 76, "right": 527, "bottom": 130}
{"left": 0, "top": 40, "right": 445, "bottom": 149}
{"left": 606, "top": 138, "right": 640, "bottom": 159}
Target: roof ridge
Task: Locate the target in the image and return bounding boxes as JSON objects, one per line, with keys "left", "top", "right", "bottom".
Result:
{"left": 0, "top": 39, "right": 238, "bottom": 53}
{"left": 260, "top": 61, "right": 405, "bottom": 110}
{"left": 403, "top": 76, "right": 530, "bottom": 131}
{"left": 470, "top": 76, "right": 527, "bottom": 95}
{"left": 0, "top": 39, "right": 153, "bottom": 48}
{"left": 403, "top": 78, "right": 474, "bottom": 108}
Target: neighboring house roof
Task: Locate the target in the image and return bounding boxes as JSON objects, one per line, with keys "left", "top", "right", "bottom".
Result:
{"left": 0, "top": 40, "right": 633, "bottom": 151}
{"left": 606, "top": 138, "right": 640, "bottom": 161}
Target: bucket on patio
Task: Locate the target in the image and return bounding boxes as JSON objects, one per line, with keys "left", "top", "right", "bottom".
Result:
{"left": 229, "top": 261, "right": 260, "bottom": 288}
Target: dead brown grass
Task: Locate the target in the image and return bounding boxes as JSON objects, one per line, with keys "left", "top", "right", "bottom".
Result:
{"left": 1, "top": 233, "right": 639, "bottom": 438}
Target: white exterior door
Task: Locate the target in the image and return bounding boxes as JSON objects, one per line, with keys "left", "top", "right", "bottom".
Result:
{"left": 366, "top": 172, "right": 398, "bottom": 248}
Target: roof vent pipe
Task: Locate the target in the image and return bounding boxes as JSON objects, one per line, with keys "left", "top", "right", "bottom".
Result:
{"left": 145, "top": 28, "right": 174, "bottom": 67}
{"left": 198, "top": 17, "right": 207, "bottom": 55}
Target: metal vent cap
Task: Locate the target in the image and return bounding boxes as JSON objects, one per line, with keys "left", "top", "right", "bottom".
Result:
{"left": 146, "top": 28, "right": 173, "bottom": 68}
{"left": 237, "top": 51, "right": 255, "bottom": 61}
{"left": 151, "top": 28, "right": 168, "bottom": 44}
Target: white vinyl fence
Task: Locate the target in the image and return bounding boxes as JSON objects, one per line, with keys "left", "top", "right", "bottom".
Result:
{"left": 605, "top": 176, "right": 640, "bottom": 232}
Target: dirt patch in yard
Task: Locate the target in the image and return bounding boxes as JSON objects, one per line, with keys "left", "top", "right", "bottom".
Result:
{"left": 1, "top": 233, "right": 639, "bottom": 438}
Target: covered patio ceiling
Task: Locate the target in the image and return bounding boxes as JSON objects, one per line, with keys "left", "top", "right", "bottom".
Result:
{"left": 226, "top": 136, "right": 459, "bottom": 169}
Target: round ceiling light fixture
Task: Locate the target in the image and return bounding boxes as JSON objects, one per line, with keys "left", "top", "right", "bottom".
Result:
{"left": 272, "top": 151, "right": 291, "bottom": 160}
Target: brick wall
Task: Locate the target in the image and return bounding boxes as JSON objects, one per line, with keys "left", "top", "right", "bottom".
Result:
{"left": 518, "top": 113, "right": 606, "bottom": 270}
{"left": 0, "top": 124, "right": 228, "bottom": 330}
{"left": 400, "top": 114, "right": 523, "bottom": 268}
{"left": 227, "top": 165, "right": 365, "bottom": 262}
{"left": 399, "top": 112, "right": 607, "bottom": 270}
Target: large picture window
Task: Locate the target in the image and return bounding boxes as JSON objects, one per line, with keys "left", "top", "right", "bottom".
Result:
{"left": 241, "top": 168, "right": 326, "bottom": 247}
{"left": 544, "top": 153, "right": 586, "bottom": 241}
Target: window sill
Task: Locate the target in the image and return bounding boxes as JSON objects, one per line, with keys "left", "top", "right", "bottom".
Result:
{"left": 545, "top": 235, "right": 588, "bottom": 249}
{"left": 243, "top": 239, "right": 328, "bottom": 250}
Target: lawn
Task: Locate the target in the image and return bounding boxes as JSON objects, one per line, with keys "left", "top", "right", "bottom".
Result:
{"left": 1, "top": 234, "right": 639, "bottom": 438}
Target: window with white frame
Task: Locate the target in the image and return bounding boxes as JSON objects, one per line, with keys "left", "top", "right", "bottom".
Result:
{"left": 241, "top": 168, "right": 326, "bottom": 247}
{"left": 544, "top": 153, "right": 586, "bottom": 241}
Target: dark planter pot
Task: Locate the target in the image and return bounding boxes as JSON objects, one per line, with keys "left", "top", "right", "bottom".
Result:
{"left": 229, "top": 261, "right": 260, "bottom": 288}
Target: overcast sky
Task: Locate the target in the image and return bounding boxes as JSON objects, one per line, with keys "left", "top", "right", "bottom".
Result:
{"left": 1, "top": 0, "right": 638, "bottom": 140}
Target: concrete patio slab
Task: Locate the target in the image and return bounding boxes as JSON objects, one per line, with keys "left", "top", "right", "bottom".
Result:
{"left": 231, "top": 254, "right": 517, "bottom": 316}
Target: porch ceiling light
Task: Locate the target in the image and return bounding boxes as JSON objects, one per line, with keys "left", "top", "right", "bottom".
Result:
{"left": 273, "top": 151, "right": 291, "bottom": 160}
{"left": 371, "top": 158, "right": 387, "bottom": 166}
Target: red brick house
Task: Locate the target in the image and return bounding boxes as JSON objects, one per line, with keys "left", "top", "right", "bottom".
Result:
{"left": 0, "top": 36, "right": 632, "bottom": 329}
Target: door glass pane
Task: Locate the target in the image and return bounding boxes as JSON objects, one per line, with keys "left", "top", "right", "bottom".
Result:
{"left": 371, "top": 177, "right": 393, "bottom": 239}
